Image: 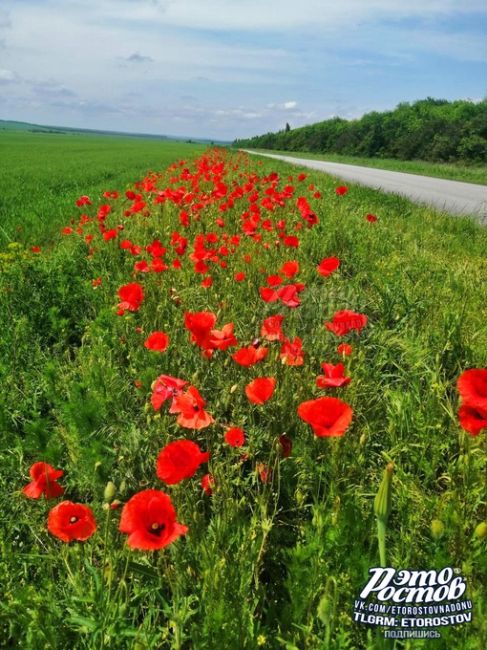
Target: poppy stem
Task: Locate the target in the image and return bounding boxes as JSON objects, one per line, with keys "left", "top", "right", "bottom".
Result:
{"left": 377, "top": 519, "right": 387, "bottom": 568}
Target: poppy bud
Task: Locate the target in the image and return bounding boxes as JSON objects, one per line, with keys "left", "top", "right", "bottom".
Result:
{"left": 312, "top": 509, "right": 324, "bottom": 530}
{"left": 104, "top": 481, "right": 117, "bottom": 503}
{"left": 101, "top": 562, "right": 113, "bottom": 584}
{"left": 474, "top": 522, "right": 487, "bottom": 540}
{"left": 317, "top": 594, "right": 332, "bottom": 626}
{"left": 359, "top": 433, "right": 367, "bottom": 446}
{"left": 230, "top": 383, "right": 238, "bottom": 394}
{"left": 431, "top": 519, "right": 445, "bottom": 539}
{"left": 374, "top": 463, "right": 394, "bottom": 523}
{"left": 332, "top": 496, "right": 341, "bottom": 525}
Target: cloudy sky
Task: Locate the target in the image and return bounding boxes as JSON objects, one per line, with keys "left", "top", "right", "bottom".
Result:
{"left": 0, "top": 0, "right": 486, "bottom": 140}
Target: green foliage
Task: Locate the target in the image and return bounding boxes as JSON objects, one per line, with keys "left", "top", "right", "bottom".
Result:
{"left": 0, "top": 146, "right": 486, "bottom": 649}
{"left": 235, "top": 98, "right": 487, "bottom": 165}
{"left": 0, "top": 132, "right": 206, "bottom": 248}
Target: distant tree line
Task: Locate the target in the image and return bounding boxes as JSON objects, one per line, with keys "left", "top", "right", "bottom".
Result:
{"left": 234, "top": 98, "right": 487, "bottom": 163}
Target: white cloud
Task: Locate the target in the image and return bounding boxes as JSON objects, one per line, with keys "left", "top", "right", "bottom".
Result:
{"left": 1, "top": 0, "right": 485, "bottom": 139}
{"left": 0, "top": 68, "right": 15, "bottom": 82}
{"left": 266, "top": 101, "right": 299, "bottom": 110}
{"left": 57, "top": 0, "right": 487, "bottom": 32}
{"left": 2, "top": 3, "right": 291, "bottom": 92}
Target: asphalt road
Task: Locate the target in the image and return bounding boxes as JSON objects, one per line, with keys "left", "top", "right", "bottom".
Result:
{"left": 243, "top": 151, "right": 487, "bottom": 221}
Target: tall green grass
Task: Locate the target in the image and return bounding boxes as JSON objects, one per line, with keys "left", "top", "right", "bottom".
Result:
{"left": 0, "top": 147, "right": 485, "bottom": 649}
{"left": 0, "top": 132, "right": 205, "bottom": 247}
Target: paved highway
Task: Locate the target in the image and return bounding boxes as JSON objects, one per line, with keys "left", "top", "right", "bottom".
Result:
{"left": 243, "top": 151, "right": 487, "bottom": 222}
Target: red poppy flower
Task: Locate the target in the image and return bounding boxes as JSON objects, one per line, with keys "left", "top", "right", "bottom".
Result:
{"left": 278, "top": 434, "right": 293, "bottom": 458}
{"left": 144, "top": 331, "right": 169, "bottom": 353}
{"left": 325, "top": 310, "right": 368, "bottom": 337}
{"left": 47, "top": 501, "right": 96, "bottom": 542}
{"left": 31, "top": 246, "right": 41, "bottom": 254}
{"left": 151, "top": 258, "right": 168, "bottom": 273}
{"left": 280, "top": 337, "right": 304, "bottom": 366}
{"left": 75, "top": 195, "right": 92, "bottom": 207}
{"left": 201, "top": 473, "right": 215, "bottom": 496}
{"left": 119, "top": 489, "right": 187, "bottom": 550}
{"left": 146, "top": 239, "right": 166, "bottom": 258}
{"left": 266, "top": 274, "right": 283, "bottom": 287}
{"left": 335, "top": 186, "right": 348, "bottom": 196}
{"left": 260, "top": 287, "right": 279, "bottom": 303}
{"left": 337, "top": 343, "right": 353, "bottom": 356}
{"left": 366, "top": 213, "right": 378, "bottom": 222}
{"left": 151, "top": 374, "right": 188, "bottom": 411}
{"left": 184, "top": 311, "right": 216, "bottom": 348}
{"left": 296, "top": 196, "right": 318, "bottom": 226}
{"left": 23, "top": 462, "right": 64, "bottom": 499}
{"left": 316, "top": 362, "right": 351, "bottom": 388}
{"left": 156, "top": 439, "right": 210, "bottom": 485}
{"left": 201, "top": 276, "right": 213, "bottom": 288}
{"left": 257, "top": 462, "right": 272, "bottom": 483}
{"left": 134, "top": 260, "right": 149, "bottom": 273}
{"left": 245, "top": 377, "right": 276, "bottom": 404}
{"left": 117, "top": 283, "right": 144, "bottom": 314}
{"left": 458, "top": 404, "right": 487, "bottom": 436}
{"left": 297, "top": 397, "right": 353, "bottom": 437}
{"left": 169, "top": 386, "right": 214, "bottom": 429}
{"left": 234, "top": 271, "right": 246, "bottom": 282}
{"left": 232, "top": 345, "right": 268, "bottom": 367}
{"left": 283, "top": 235, "right": 299, "bottom": 248}
{"left": 225, "top": 427, "right": 245, "bottom": 447}
{"left": 317, "top": 257, "right": 340, "bottom": 277}
{"left": 103, "top": 229, "right": 117, "bottom": 242}
{"left": 208, "top": 323, "right": 238, "bottom": 351}
{"left": 261, "top": 315, "right": 285, "bottom": 341}
{"left": 277, "top": 284, "right": 303, "bottom": 308}
{"left": 280, "top": 261, "right": 299, "bottom": 278}
{"left": 457, "top": 369, "right": 487, "bottom": 410}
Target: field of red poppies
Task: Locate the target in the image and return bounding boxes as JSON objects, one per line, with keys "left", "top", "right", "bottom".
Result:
{"left": 0, "top": 145, "right": 486, "bottom": 649}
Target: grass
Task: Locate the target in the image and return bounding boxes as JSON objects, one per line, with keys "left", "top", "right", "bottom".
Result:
{"left": 0, "top": 131, "right": 206, "bottom": 248}
{"left": 0, "top": 143, "right": 486, "bottom": 650}
{"left": 241, "top": 148, "right": 487, "bottom": 185}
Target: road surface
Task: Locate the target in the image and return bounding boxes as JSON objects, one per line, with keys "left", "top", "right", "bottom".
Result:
{"left": 243, "top": 151, "right": 487, "bottom": 221}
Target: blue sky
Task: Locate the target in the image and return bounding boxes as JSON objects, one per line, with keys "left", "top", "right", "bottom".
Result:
{"left": 0, "top": 0, "right": 486, "bottom": 140}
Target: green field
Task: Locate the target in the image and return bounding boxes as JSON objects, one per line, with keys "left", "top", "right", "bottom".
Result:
{"left": 0, "top": 131, "right": 206, "bottom": 248}
{"left": 0, "top": 136, "right": 486, "bottom": 649}
{"left": 241, "top": 148, "right": 487, "bottom": 185}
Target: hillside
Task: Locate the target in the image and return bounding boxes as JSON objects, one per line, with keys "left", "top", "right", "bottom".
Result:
{"left": 0, "top": 119, "right": 228, "bottom": 144}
